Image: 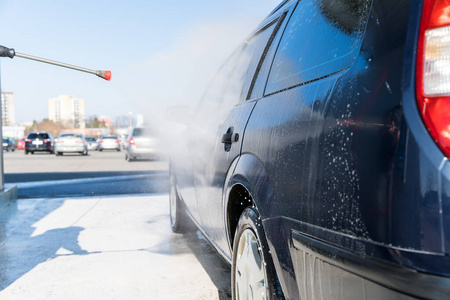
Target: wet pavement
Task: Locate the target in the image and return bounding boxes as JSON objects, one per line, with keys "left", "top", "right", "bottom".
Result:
{"left": 0, "top": 194, "right": 231, "bottom": 299}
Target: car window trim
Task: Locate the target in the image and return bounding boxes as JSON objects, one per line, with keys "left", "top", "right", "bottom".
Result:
{"left": 246, "top": 12, "right": 288, "bottom": 101}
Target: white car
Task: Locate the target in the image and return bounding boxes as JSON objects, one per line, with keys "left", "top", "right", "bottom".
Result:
{"left": 98, "top": 136, "right": 121, "bottom": 151}
{"left": 55, "top": 133, "right": 88, "bottom": 156}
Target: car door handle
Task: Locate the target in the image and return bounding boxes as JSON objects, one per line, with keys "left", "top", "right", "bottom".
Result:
{"left": 221, "top": 132, "right": 239, "bottom": 144}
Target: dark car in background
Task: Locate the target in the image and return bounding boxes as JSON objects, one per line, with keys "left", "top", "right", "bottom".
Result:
{"left": 169, "top": 0, "right": 450, "bottom": 299}
{"left": 85, "top": 136, "right": 99, "bottom": 151}
{"left": 2, "top": 137, "right": 15, "bottom": 152}
{"left": 125, "top": 127, "right": 158, "bottom": 161}
{"left": 25, "top": 132, "right": 54, "bottom": 155}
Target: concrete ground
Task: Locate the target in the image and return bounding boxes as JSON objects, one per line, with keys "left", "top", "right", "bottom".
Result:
{"left": 0, "top": 194, "right": 231, "bottom": 299}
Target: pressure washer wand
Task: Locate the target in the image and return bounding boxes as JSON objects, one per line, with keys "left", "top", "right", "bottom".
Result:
{"left": 0, "top": 45, "right": 111, "bottom": 81}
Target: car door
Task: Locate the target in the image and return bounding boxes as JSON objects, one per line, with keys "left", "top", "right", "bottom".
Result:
{"left": 194, "top": 13, "right": 288, "bottom": 256}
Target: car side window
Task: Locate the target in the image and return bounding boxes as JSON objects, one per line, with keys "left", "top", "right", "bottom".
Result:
{"left": 248, "top": 12, "right": 288, "bottom": 100}
{"left": 265, "top": 0, "right": 371, "bottom": 95}
{"left": 237, "top": 21, "right": 277, "bottom": 101}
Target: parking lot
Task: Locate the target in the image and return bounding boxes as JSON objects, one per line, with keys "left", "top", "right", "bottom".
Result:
{"left": 0, "top": 150, "right": 231, "bottom": 299}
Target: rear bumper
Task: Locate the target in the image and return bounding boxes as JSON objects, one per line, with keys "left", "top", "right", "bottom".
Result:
{"left": 99, "top": 144, "right": 120, "bottom": 150}
{"left": 55, "top": 145, "right": 86, "bottom": 152}
{"left": 127, "top": 146, "right": 158, "bottom": 158}
{"left": 291, "top": 230, "right": 450, "bottom": 300}
{"left": 26, "top": 145, "right": 52, "bottom": 151}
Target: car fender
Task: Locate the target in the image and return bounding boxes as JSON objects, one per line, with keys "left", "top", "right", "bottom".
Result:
{"left": 224, "top": 153, "right": 298, "bottom": 299}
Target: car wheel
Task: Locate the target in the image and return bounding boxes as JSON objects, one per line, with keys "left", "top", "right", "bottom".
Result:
{"left": 25, "top": 150, "right": 29, "bottom": 155}
{"left": 169, "top": 171, "right": 193, "bottom": 233}
{"left": 232, "top": 207, "right": 284, "bottom": 300}
{"left": 31, "top": 151, "right": 34, "bottom": 155}
{"left": 99, "top": 149, "right": 103, "bottom": 152}
{"left": 55, "top": 152, "right": 60, "bottom": 156}
{"left": 83, "top": 149, "right": 88, "bottom": 156}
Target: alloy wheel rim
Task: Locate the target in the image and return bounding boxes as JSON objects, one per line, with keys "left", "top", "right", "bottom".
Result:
{"left": 235, "top": 228, "right": 267, "bottom": 300}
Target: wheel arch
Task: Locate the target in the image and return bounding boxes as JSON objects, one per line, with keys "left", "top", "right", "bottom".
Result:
{"left": 225, "top": 153, "right": 289, "bottom": 298}
{"left": 224, "top": 153, "right": 277, "bottom": 250}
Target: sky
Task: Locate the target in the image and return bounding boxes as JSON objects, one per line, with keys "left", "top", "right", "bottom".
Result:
{"left": 0, "top": 0, "right": 281, "bottom": 124}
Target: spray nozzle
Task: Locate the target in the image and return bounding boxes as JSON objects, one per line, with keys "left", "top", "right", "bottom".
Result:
{"left": 0, "top": 44, "right": 111, "bottom": 81}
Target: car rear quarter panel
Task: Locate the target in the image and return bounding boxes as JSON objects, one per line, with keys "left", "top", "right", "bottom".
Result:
{"left": 236, "top": 0, "right": 450, "bottom": 297}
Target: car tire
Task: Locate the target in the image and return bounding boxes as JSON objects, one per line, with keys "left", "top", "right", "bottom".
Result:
{"left": 83, "top": 149, "right": 88, "bottom": 156}
{"left": 99, "top": 149, "right": 103, "bottom": 152}
{"left": 31, "top": 151, "right": 34, "bottom": 155}
{"left": 55, "top": 152, "right": 61, "bottom": 156}
{"left": 169, "top": 170, "right": 194, "bottom": 233}
{"left": 25, "top": 150, "right": 29, "bottom": 155}
{"left": 232, "top": 207, "right": 285, "bottom": 300}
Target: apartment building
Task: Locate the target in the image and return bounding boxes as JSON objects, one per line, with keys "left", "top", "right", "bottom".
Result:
{"left": 1, "top": 92, "right": 15, "bottom": 126}
{"left": 48, "top": 95, "right": 85, "bottom": 128}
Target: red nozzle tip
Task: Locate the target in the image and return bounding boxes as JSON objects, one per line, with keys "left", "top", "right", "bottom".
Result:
{"left": 99, "top": 70, "right": 111, "bottom": 81}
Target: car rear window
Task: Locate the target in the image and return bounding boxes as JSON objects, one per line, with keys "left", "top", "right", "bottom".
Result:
{"left": 60, "top": 133, "right": 82, "bottom": 138}
{"left": 85, "top": 137, "right": 96, "bottom": 142}
{"left": 28, "top": 133, "right": 50, "bottom": 139}
{"left": 265, "top": 0, "right": 371, "bottom": 95}
{"left": 132, "top": 128, "right": 152, "bottom": 137}
{"left": 102, "top": 136, "right": 117, "bottom": 140}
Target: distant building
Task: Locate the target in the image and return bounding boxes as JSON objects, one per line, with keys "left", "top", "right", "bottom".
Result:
{"left": 60, "top": 128, "right": 110, "bottom": 138}
{"left": 3, "top": 126, "right": 25, "bottom": 140}
{"left": 48, "top": 95, "right": 85, "bottom": 128}
{"left": 98, "top": 116, "right": 112, "bottom": 128}
{"left": 1, "top": 92, "right": 15, "bottom": 126}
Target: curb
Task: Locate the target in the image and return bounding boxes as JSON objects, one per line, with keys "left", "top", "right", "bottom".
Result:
{"left": 0, "top": 185, "right": 18, "bottom": 204}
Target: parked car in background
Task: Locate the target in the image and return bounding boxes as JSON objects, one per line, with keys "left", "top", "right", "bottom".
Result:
{"left": 54, "top": 133, "right": 88, "bottom": 156}
{"left": 120, "top": 134, "right": 129, "bottom": 150}
{"left": 17, "top": 138, "right": 25, "bottom": 150}
{"left": 85, "top": 136, "right": 99, "bottom": 151}
{"left": 125, "top": 127, "right": 158, "bottom": 161}
{"left": 2, "top": 137, "right": 15, "bottom": 152}
{"left": 98, "top": 135, "right": 121, "bottom": 151}
{"left": 169, "top": 0, "right": 450, "bottom": 299}
{"left": 25, "top": 132, "right": 54, "bottom": 154}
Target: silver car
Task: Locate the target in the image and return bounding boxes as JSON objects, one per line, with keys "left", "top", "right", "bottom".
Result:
{"left": 55, "top": 133, "right": 88, "bottom": 156}
{"left": 125, "top": 127, "right": 157, "bottom": 161}
{"left": 98, "top": 135, "right": 121, "bottom": 151}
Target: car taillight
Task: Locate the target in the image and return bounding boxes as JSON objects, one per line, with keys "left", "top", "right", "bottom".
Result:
{"left": 116, "top": 140, "right": 120, "bottom": 144}
{"left": 416, "top": 0, "right": 450, "bottom": 158}
{"left": 25, "top": 139, "right": 31, "bottom": 142}
{"left": 100, "top": 140, "right": 104, "bottom": 143}
{"left": 129, "top": 138, "right": 135, "bottom": 145}
{"left": 43, "top": 139, "right": 51, "bottom": 143}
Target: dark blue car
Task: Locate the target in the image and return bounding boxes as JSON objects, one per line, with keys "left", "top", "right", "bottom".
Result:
{"left": 170, "top": 0, "right": 450, "bottom": 298}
